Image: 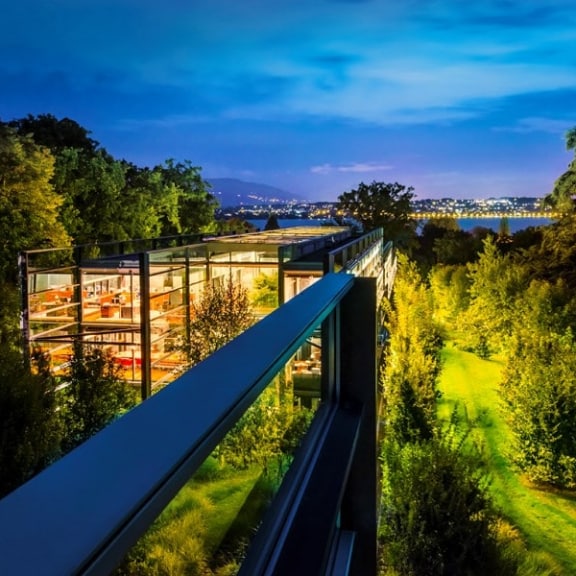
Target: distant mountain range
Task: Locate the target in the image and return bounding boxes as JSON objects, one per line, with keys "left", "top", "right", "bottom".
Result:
{"left": 207, "top": 178, "right": 306, "bottom": 207}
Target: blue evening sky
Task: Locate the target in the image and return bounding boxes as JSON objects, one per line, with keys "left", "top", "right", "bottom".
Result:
{"left": 1, "top": 0, "right": 575, "bottom": 200}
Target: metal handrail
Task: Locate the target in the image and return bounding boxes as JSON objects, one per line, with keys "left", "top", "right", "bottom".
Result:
{"left": 0, "top": 273, "right": 367, "bottom": 576}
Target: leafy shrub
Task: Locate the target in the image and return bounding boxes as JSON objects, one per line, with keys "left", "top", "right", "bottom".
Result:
{"left": 379, "top": 430, "right": 515, "bottom": 576}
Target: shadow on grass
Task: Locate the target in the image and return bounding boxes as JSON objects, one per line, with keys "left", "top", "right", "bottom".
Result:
{"left": 211, "top": 470, "right": 278, "bottom": 571}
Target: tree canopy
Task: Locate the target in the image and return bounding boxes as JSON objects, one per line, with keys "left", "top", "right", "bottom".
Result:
{"left": 336, "top": 180, "right": 416, "bottom": 247}
{"left": 543, "top": 126, "right": 576, "bottom": 213}
{"left": 0, "top": 115, "right": 217, "bottom": 247}
{"left": 0, "top": 125, "right": 70, "bottom": 281}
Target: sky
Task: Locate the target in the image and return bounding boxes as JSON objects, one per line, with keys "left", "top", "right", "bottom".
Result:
{"left": 1, "top": 0, "right": 575, "bottom": 201}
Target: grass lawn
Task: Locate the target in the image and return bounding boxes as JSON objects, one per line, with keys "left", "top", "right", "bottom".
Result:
{"left": 437, "top": 343, "right": 576, "bottom": 575}
{"left": 119, "top": 464, "right": 263, "bottom": 575}
{"left": 189, "top": 465, "right": 264, "bottom": 554}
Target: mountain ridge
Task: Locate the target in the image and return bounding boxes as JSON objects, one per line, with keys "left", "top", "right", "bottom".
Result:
{"left": 207, "top": 178, "right": 306, "bottom": 207}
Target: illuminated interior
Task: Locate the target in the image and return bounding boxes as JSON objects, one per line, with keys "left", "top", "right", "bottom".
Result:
{"left": 22, "top": 226, "right": 387, "bottom": 398}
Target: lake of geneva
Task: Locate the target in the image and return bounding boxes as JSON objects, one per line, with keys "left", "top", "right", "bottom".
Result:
{"left": 247, "top": 217, "right": 554, "bottom": 234}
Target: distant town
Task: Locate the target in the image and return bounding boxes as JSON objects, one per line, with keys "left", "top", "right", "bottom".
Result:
{"left": 217, "top": 196, "right": 557, "bottom": 220}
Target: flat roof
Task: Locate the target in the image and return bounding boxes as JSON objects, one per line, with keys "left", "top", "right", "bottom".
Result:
{"left": 205, "top": 226, "right": 349, "bottom": 246}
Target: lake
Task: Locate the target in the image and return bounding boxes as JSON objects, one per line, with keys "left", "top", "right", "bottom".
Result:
{"left": 247, "top": 217, "right": 554, "bottom": 234}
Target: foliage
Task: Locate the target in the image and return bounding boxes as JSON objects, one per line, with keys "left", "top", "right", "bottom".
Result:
{"left": 250, "top": 272, "right": 278, "bottom": 309}
{"left": 382, "top": 256, "right": 442, "bottom": 442}
{"left": 156, "top": 159, "right": 217, "bottom": 235}
{"left": 3, "top": 115, "right": 217, "bottom": 245}
{"left": 527, "top": 214, "right": 576, "bottom": 288}
{"left": 211, "top": 217, "right": 257, "bottom": 236}
{"left": 188, "top": 275, "right": 254, "bottom": 366}
{"left": 501, "top": 328, "right": 576, "bottom": 488}
{"left": 428, "top": 265, "right": 471, "bottom": 328}
{"left": 0, "top": 125, "right": 70, "bottom": 281}
{"left": 279, "top": 407, "right": 314, "bottom": 457}
{"left": 379, "top": 429, "right": 509, "bottom": 576}
{"left": 459, "top": 237, "right": 528, "bottom": 357}
{"left": 264, "top": 213, "right": 280, "bottom": 230}
{"left": 217, "top": 380, "right": 311, "bottom": 474}
{"left": 336, "top": 180, "right": 416, "bottom": 247}
{"left": 8, "top": 113, "right": 99, "bottom": 154}
{"left": 0, "top": 345, "right": 63, "bottom": 498}
{"left": 543, "top": 126, "right": 576, "bottom": 213}
{"left": 63, "top": 344, "right": 138, "bottom": 451}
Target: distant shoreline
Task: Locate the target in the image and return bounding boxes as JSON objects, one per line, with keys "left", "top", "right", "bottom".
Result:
{"left": 412, "top": 212, "right": 559, "bottom": 219}
{"left": 246, "top": 217, "right": 554, "bottom": 234}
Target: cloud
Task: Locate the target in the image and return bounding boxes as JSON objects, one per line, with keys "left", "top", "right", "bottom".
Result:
{"left": 493, "top": 117, "right": 573, "bottom": 134}
{"left": 310, "top": 162, "right": 393, "bottom": 175}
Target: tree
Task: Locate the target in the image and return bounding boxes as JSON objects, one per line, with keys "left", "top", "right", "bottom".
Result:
{"left": 543, "top": 126, "right": 576, "bottom": 213}
{"left": 211, "top": 216, "right": 257, "bottom": 236}
{"left": 382, "top": 256, "right": 442, "bottom": 442}
{"left": 156, "top": 160, "right": 217, "bottom": 236}
{"left": 501, "top": 328, "right": 576, "bottom": 488}
{"left": 429, "top": 265, "right": 471, "bottom": 328}
{"left": 0, "top": 345, "right": 63, "bottom": 498}
{"left": 264, "top": 213, "right": 280, "bottom": 231}
{"left": 336, "top": 181, "right": 416, "bottom": 247}
{"left": 188, "top": 275, "right": 254, "bottom": 366}
{"left": 251, "top": 272, "right": 278, "bottom": 309}
{"left": 380, "top": 430, "right": 511, "bottom": 576}
{"left": 63, "top": 344, "right": 138, "bottom": 451}
{"left": 0, "top": 125, "right": 70, "bottom": 281}
{"left": 6, "top": 115, "right": 218, "bottom": 243}
{"left": 459, "top": 237, "right": 527, "bottom": 356}
{"left": 8, "top": 113, "right": 99, "bottom": 155}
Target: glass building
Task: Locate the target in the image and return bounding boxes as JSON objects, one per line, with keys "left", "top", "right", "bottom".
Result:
{"left": 21, "top": 226, "right": 392, "bottom": 399}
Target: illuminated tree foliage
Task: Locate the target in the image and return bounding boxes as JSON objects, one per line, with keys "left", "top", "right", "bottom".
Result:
{"left": 381, "top": 255, "right": 442, "bottom": 441}
{"left": 4, "top": 115, "right": 217, "bottom": 244}
{"left": 0, "top": 125, "right": 70, "bottom": 281}
{"left": 380, "top": 430, "right": 509, "bottom": 576}
{"left": 188, "top": 275, "right": 254, "bottom": 366}
{"left": 459, "top": 237, "right": 527, "bottom": 357}
{"left": 63, "top": 344, "right": 138, "bottom": 451}
{"left": 250, "top": 272, "right": 278, "bottom": 309}
{"left": 379, "top": 258, "right": 512, "bottom": 575}
{"left": 499, "top": 278, "right": 576, "bottom": 487}
{"left": 432, "top": 226, "right": 576, "bottom": 488}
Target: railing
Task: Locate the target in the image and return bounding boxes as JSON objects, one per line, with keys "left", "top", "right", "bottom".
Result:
{"left": 0, "top": 273, "right": 378, "bottom": 576}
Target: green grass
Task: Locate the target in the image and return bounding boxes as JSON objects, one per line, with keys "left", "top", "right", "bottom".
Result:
{"left": 117, "top": 464, "right": 263, "bottom": 575}
{"left": 189, "top": 465, "right": 263, "bottom": 553}
{"left": 437, "top": 343, "right": 576, "bottom": 575}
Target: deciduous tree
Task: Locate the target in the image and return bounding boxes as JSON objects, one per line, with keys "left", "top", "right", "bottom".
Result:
{"left": 0, "top": 126, "right": 70, "bottom": 281}
{"left": 188, "top": 275, "right": 254, "bottom": 366}
{"left": 382, "top": 256, "right": 442, "bottom": 441}
{"left": 63, "top": 344, "right": 138, "bottom": 451}
{"left": 0, "top": 345, "right": 63, "bottom": 498}
{"left": 543, "top": 126, "right": 576, "bottom": 213}
{"left": 336, "top": 181, "right": 416, "bottom": 247}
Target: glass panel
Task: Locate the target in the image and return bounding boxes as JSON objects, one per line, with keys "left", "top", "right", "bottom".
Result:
{"left": 115, "top": 328, "right": 324, "bottom": 576}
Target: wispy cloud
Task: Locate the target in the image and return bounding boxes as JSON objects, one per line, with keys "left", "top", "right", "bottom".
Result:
{"left": 493, "top": 117, "right": 573, "bottom": 134}
{"left": 310, "top": 162, "right": 393, "bottom": 175}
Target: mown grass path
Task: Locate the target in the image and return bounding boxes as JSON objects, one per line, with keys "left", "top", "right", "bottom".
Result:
{"left": 437, "top": 343, "right": 576, "bottom": 575}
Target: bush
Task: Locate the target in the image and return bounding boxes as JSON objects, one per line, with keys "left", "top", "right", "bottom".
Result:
{"left": 379, "top": 430, "right": 515, "bottom": 576}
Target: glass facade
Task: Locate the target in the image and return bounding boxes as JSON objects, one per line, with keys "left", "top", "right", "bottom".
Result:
{"left": 21, "top": 226, "right": 390, "bottom": 398}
